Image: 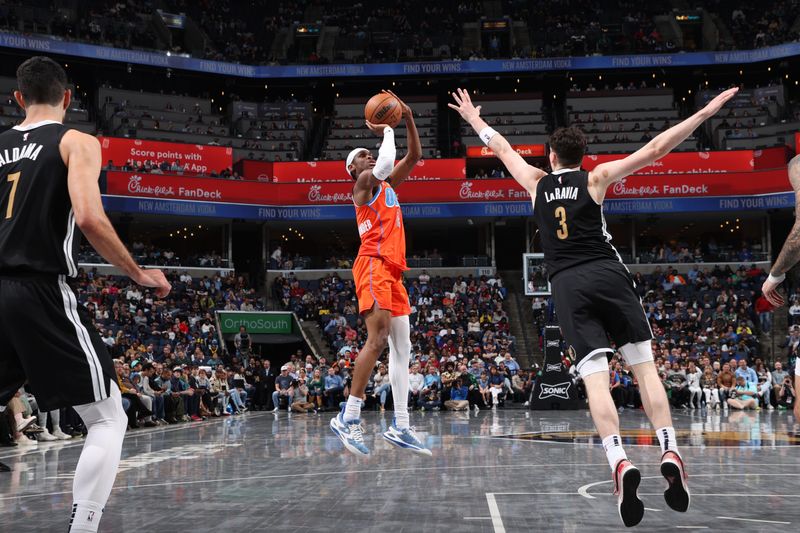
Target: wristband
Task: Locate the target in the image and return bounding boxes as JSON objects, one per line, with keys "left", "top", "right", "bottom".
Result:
{"left": 479, "top": 127, "right": 498, "bottom": 146}
{"left": 768, "top": 272, "right": 786, "bottom": 284}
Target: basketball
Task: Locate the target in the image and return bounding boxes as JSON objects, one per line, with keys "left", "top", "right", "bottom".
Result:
{"left": 364, "top": 93, "right": 402, "bottom": 127}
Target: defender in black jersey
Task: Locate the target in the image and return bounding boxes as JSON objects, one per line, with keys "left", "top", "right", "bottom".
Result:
{"left": 452, "top": 87, "right": 737, "bottom": 527}
{"left": 0, "top": 57, "right": 170, "bottom": 533}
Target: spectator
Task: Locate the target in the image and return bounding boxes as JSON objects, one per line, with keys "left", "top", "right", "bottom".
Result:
{"left": 372, "top": 364, "right": 391, "bottom": 411}
{"left": 290, "top": 369, "right": 315, "bottom": 413}
{"left": 716, "top": 362, "right": 736, "bottom": 408}
{"left": 272, "top": 365, "right": 295, "bottom": 412}
{"left": 308, "top": 368, "right": 325, "bottom": 411}
{"left": 727, "top": 376, "right": 758, "bottom": 410}
{"left": 735, "top": 359, "right": 758, "bottom": 385}
{"left": 700, "top": 366, "right": 720, "bottom": 410}
{"left": 771, "top": 361, "right": 789, "bottom": 404}
{"left": 776, "top": 374, "right": 795, "bottom": 410}
{"left": 323, "top": 367, "right": 344, "bottom": 410}
{"left": 445, "top": 378, "right": 470, "bottom": 410}
{"left": 408, "top": 364, "right": 425, "bottom": 408}
{"left": 488, "top": 366, "right": 505, "bottom": 408}
{"left": 686, "top": 362, "right": 703, "bottom": 409}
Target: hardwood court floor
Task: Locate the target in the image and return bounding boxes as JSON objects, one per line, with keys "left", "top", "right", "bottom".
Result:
{"left": 1, "top": 407, "right": 799, "bottom": 532}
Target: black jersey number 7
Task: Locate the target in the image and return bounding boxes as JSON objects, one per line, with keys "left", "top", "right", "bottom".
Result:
{"left": 4, "top": 171, "right": 21, "bottom": 220}
{"left": 555, "top": 206, "right": 568, "bottom": 240}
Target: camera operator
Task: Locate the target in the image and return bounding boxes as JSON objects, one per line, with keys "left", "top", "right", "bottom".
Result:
{"left": 776, "top": 376, "right": 795, "bottom": 410}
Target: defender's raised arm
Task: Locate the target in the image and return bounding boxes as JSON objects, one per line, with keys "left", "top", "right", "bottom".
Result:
{"left": 449, "top": 88, "right": 546, "bottom": 194}
{"left": 588, "top": 88, "right": 739, "bottom": 200}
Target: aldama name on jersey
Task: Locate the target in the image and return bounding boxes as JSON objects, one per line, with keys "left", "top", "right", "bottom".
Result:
{"left": 544, "top": 186, "right": 579, "bottom": 203}
{"left": 0, "top": 143, "right": 44, "bottom": 166}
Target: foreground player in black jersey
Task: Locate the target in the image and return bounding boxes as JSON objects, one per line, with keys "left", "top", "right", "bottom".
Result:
{"left": 0, "top": 56, "right": 170, "bottom": 532}
{"left": 451, "top": 87, "right": 737, "bottom": 527}
{"left": 760, "top": 153, "right": 800, "bottom": 422}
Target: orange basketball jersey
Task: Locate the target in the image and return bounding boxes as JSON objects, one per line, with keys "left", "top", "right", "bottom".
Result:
{"left": 355, "top": 181, "right": 407, "bottom": 271}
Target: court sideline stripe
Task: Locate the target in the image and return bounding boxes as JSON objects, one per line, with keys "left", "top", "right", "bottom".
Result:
{"left": 485, "top": 493, "right": 506, "bottom": 533}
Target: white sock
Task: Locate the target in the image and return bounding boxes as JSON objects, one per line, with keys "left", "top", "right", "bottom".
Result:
{"left": 656, "top": 426, "right": 679, "bottom": 455}
{"left": 71, "top": 382, "right": 127, "bottom": 533}
{"left": 602, "top": 434, "right": 627, "bottom": 470}
{"left": 388, "top": 315, "right": 411, "bottom": 429}
{"left": 343, "top": 395, "right": 363, "bottom": 423}
{"left": 68, "top": 501, "right": 103, "bottom": 533}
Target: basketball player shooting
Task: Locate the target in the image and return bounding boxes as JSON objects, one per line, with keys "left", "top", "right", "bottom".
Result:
{"left": 761, "top": 154, "right": 800, "bottom": 422}
{"left": 329, "top": 91, "right": 431, "bottom": 457}
{"left": 0, "top": 57, "right": 171, "bottom": 533}
{"left": 451, "top": 86, "right": 738, "bottom": 527}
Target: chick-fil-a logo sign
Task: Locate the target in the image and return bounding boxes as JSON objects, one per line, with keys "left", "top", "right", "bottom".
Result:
{"left": 307, "top": 185, "right": 353, "bottom": 203}
{"left": 127, "top": 174, "right": 175, "bottom": 197}
{"left": 459, "top": 181, "right": 506, "bottom": 200}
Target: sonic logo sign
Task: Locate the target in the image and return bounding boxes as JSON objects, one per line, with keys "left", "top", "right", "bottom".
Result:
{"left": 538, "top": 382, "right": 572, "bottom": 400}
{"left": 545, "top": 363, "right": 563, "bottom": 373}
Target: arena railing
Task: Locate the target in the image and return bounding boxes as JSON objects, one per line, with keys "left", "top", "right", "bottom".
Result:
{"left": 77, "top": 263, "right": 235, "bottom": 278}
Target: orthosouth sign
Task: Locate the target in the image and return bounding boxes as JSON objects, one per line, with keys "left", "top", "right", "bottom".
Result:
{"left": 1, "top": 31, "right": 800, "bottom": 77}
{"left": 217, "top": 312, "right": 292, "bottom": 334}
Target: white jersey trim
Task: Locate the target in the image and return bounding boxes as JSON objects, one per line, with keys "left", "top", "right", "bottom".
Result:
{"left": 12, "top": 119, "right": 62, "bottom": 131}
{"left": 63, "top": 209, "right": 77, "bottom": 277}
{"left": 58, "top": 275, "right": 106, "bottom": 403}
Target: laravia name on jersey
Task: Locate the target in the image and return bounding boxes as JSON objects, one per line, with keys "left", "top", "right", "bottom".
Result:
{"left": 0, "top": 143, "right": 44, "bottom": 167}
{"left": 544, "top": 186, "right": 578, "bottom": 203}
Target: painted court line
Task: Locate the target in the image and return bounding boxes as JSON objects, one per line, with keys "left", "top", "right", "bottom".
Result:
{"left": 644, "top": 508, "right": 662, "bottom": 512}
{"left": 485, "top": 493, "right": 506, "bottom": 533}
{"left": 717, "top": 516, "right": 791, "bottom": 525}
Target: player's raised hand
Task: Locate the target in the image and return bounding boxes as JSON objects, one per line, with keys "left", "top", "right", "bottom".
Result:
{"left": 135, "top": 268, "right": 172, "bottom": 298}
{"left": 761, "top": 276, "right": 785, "bottom": 307}
{"left": 448, "top": 88, "right": 481, "bottom": 122}
{"left": 365, "top": 120, "right": 391, "bottom": 135}
{"left": 700, "top": 87, "right": 739, "bottom": 117}
{"left": 382, "top": 89, "right": 412, "bottom": 119}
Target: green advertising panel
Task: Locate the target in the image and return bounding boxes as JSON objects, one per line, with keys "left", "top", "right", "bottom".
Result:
{"left": 217, "top": 312, "right": 293, "bottom": 334}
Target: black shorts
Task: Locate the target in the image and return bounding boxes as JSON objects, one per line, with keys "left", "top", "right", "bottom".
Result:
{"left": 0, "top": 274, "right": 115, "bottom": 411}
{"left": 551, "top": 260, "right": 652, "bottom": 369}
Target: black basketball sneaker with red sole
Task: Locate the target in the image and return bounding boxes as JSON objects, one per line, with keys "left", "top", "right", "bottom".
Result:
{"left": 613, "top": 459, "right": 645, "bottom": 527}
{"left": 660, "top": 450, "right": 690, "bottom": 512}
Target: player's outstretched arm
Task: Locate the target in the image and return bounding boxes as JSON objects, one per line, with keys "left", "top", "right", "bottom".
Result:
{"left": 449, "top": 88, "right": 546, "bottom": 193}
{"left": 384, "top": 90, "right": 421, "bottom": 188}
{"left": 589, "top": 88, "right": 739, "bottom": 198}
{"left": 61, "top": 130, "right": 171, "bottom": 298}
{"left": 762, "top": 155, "right": 800, "bottom": 306}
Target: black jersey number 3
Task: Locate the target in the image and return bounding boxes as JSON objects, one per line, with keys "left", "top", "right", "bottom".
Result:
{"left": 554, "top": 206, "right": 568, "bottom": 240}
{"left": 5, "top": 171, "right": 21, "bottom": 219}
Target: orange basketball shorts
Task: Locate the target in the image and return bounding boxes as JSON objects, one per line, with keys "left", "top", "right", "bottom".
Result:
{"left": 352, "top": 255, "right": 411, "bottom": 317}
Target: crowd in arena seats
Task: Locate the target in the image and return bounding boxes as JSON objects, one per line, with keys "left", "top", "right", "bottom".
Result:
{"left": 720, "top": 1, "right": 800, "bottom": 50}
{"left": 529, "top": 260, "right": 796, "bottom": 414}
{"left": 3, "top": 266, "right": 272, "bottom": 447}
{"left": 78, "top": 243, "right": 229, "bottom": 268}
{"left": 632, "top": 240, "right": 766, "bottom": 264}
{"left": 269, "top": 270, "right": 537, "bottom": 411}
{"left": 1, "top": 1, "right": 795, "bottom": 67}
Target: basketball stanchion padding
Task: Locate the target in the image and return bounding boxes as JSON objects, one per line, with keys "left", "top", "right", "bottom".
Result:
{"left": 531, "top": 325, "right": 580, "bottom": 410}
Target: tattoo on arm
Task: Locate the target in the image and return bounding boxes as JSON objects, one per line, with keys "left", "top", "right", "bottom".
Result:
{"left": 772, "top": 221, "right": 800, "bottom": 276}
